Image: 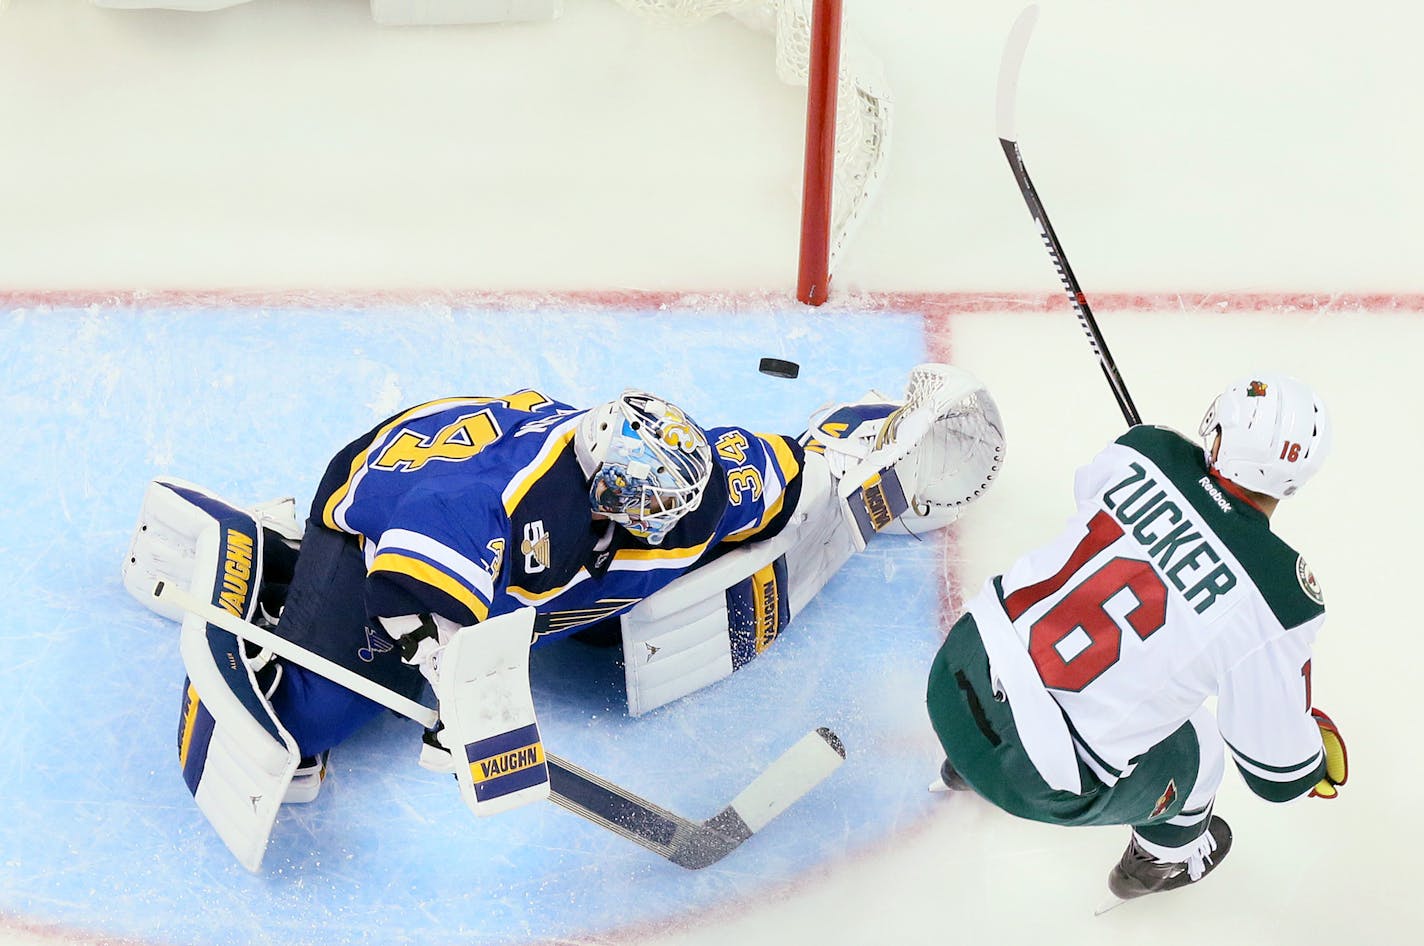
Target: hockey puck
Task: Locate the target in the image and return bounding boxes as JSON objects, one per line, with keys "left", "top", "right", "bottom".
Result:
{"left": 758, "top": 357, "right": 800, "bottom": 379}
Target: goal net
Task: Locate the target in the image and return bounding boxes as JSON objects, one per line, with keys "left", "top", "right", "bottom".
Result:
{"left": 612, "top": 0, "right": 891, "bottom": 305}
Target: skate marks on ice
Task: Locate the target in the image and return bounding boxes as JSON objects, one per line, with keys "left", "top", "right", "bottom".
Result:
{"left": 0, "top": 300, "right": 948, "bottom": 946}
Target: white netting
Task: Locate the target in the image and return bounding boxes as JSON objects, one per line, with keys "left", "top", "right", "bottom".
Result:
{"left": 610, "top": 0, "right": 891, "bottom": 274}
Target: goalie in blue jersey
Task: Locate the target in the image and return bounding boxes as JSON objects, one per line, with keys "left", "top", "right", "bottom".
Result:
{"left": 122, "top": 368, "right": 1007, "bottom": 869}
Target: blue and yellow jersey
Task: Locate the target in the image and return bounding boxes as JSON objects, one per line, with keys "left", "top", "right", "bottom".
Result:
{"left": 309, "top": 390, "right": 804, "bottom": 644}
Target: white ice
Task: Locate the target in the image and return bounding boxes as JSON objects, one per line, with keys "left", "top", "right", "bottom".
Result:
{"left": 1, "top": 2, "right": 1421, "bottom": 946}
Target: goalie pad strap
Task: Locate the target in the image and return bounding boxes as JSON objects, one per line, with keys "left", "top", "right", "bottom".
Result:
{"left": 727, "top": 555, "right": 791, "bottom": 669}
{"left": 123, "top": 477, "right": 299, "bottom": 624}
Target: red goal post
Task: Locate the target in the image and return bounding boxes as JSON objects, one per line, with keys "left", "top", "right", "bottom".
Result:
{"left": 613, "top": 0, "right": 892, "bottom": 305}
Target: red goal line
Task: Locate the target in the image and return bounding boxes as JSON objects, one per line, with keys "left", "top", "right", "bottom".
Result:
{"left": 1, "top": 288, "right": 1421, "bottom": 314}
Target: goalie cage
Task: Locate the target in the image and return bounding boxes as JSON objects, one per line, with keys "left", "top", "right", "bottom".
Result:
{"left": 613, "top": 0, "right": 892, "bottom": 305}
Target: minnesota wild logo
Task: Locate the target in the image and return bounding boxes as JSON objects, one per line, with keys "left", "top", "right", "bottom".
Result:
{"left": 1247, "top": 381, "right": 1268, "bottom": 397}
{"left": 1296, "top": 556, "right": 1324, "bottom": 605}
{"left": 1149, "top": 779, "right": 1178, "bottom": 819}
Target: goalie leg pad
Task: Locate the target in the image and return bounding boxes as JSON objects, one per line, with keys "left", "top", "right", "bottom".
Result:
{"left": 176, "top": 517, "right": 299, "bottom": 872}
{"left": 437, "top": 607, "right": 550, "bottom": 816}
{"left": 123, "top": 477, "right": 301, "bottom": 624}
{"left": 621, "top": 453, "right": 859, "bottom": 715}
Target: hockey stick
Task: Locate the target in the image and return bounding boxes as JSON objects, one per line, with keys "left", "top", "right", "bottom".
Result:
{"left": 996, "top": 4, "right": 1143, "bottom": 428}
{"left": 547, "top": 728, "right": 845, "bottom": 869}
{"left": 153, "top": 579, "right": 846, "bottom": 869}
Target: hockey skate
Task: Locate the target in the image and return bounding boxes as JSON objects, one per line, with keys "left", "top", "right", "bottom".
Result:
{"left": 250, "top": 657, "right": 330, "bottom": 805}
{"left": 928, "top": 758, "right": 971, "bottom": 793}
{"left": 1099, "top": 816, "right": 1232, "bottom": 913}
{"left": 283, "top": 751, "right": 329, "bottom": 804}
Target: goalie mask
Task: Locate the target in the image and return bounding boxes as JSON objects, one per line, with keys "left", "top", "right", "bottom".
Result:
{"left": 1198, "top": 374, "right": 1331, "bottom": 499}
{"left": 578, "top": 390, "right": 714, "bottom": 545}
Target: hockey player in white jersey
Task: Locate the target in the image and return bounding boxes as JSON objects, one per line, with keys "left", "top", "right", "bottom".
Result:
{"left": 925, "top": 373, "right": 1349, "bottom": 907}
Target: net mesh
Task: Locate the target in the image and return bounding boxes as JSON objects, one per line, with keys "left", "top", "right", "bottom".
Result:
{"left": 609, "top": 0, "right": 891, "bottom": 273}
{"left": 902, "top": 367, "right": 1007, "bottom": 511}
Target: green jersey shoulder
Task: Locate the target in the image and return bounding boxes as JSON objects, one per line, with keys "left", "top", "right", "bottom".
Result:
{"left": 1115, "top": 425, "right": 1324, "bottom": 629}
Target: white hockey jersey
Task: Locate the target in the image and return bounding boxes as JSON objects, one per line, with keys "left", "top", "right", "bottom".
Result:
{"left": 968, "top": 426, "right": 1326, "bottom": 800}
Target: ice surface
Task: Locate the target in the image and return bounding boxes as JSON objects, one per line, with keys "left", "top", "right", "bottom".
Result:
{"left": 2, "top": 1, "right": 1423, "bottom": 944}
{"left": 0, "top": 301, "right": 947, "bottom": 945}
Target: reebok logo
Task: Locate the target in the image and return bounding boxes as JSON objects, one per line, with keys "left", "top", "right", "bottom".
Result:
{"left": 1197, "top": 476, "right": 1233, "bottom": 513}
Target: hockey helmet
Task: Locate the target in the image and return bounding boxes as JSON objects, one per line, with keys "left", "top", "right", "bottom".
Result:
{"left": 1198, "top": 374, "right": 1331, "bottom": 498}
{"left": 578, "top": 390, "right": 714, "bottom": 545}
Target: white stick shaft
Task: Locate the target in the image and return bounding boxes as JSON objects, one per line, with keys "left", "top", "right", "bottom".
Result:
{"left": 153, "top": 580, "right": 440, "bottom": 729}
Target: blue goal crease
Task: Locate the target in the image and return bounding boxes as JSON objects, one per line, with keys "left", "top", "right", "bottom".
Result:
{"left": 0, "top": 303, "right": 948, "bottom": 946}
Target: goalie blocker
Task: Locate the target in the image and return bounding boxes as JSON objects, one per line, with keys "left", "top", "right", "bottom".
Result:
{"left": 620, "top": 364, "right": 1005, "bottom": 715}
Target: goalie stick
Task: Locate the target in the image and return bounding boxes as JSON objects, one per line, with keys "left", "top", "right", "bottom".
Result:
{"left": 548, "top": 728, "right": 845, "bottom": 869}
{"left": 996, "top": 4, "right": 1143, "bottom": 428}
{"left": 153, "top": 579, "right": 846, "bottom": 869}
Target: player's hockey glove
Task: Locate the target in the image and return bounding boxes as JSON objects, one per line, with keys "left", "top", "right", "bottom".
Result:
{"left": 1309, "top": 708, "right": 1348, "bottom": 799}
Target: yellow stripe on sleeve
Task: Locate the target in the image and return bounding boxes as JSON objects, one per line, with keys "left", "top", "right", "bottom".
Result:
{"left": 762, "top": 433, "right": 802, "bottom": 483}
{"left": 503, "top": 424, "right": 579, "bottom": 516}
{"left": 370, "top": 551, "right": 491, "bottom": 624}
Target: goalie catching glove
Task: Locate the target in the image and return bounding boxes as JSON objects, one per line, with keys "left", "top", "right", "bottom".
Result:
{"left": 1309, "top": 708, "right": 1348, "bottom": 799}
{"left": 815, "top": 363, "right": 1006, "bottom": 540}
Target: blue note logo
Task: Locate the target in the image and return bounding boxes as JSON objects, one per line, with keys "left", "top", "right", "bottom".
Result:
{"left": 358, "top": 626, "right": 395, "bottom": 663}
